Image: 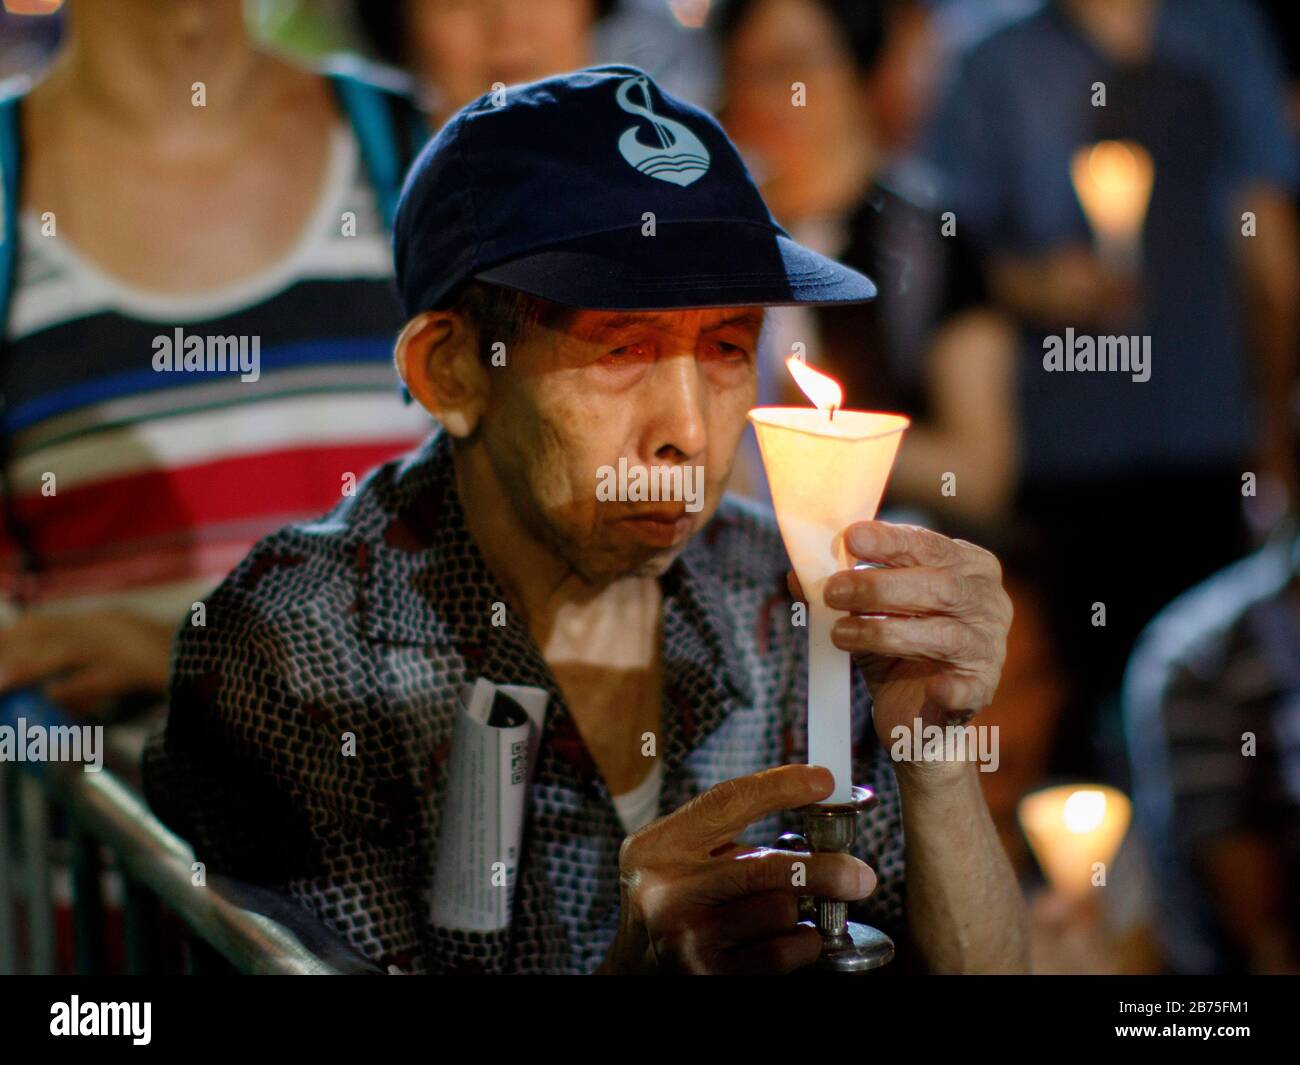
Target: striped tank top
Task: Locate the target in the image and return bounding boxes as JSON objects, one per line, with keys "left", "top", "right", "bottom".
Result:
{"left": 0, "top": 121, "right": 431, "bottom": 624}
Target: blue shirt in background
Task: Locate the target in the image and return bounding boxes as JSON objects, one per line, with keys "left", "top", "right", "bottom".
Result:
{"left": 923, "top": 0, "right": 1296, "bottom": 482}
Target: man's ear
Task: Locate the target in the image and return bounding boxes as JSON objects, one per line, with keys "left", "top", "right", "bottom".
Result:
{"left": 394, "top": 311, "right": 490, "bottom": 438}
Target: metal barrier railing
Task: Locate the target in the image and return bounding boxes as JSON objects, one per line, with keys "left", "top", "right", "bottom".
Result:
{"left": 0, "top": 691, "right": 382, "bottom": 976}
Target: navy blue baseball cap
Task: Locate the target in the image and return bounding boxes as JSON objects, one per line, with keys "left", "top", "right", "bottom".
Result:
{"left": 393, "top": 64, "right": 877, "bottom": 316}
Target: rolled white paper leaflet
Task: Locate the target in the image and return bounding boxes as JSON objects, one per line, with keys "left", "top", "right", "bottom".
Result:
{"left": 748, "top": 408, "right": 908, "bottom": 804}
{"left": 430, "top": 679, "right": 548, "bottom": 931}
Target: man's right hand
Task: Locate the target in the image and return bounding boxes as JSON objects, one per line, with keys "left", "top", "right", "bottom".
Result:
{"left": 598, "top": 765, "right": 876, "bottom": 974}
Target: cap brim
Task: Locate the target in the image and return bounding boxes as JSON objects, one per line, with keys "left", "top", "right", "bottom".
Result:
{"left": 472, "top": 221, "right": 876, "bottom": 310}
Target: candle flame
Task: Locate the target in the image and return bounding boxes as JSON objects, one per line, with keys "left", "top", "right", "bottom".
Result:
{"left": 786, "top": 356, "right": 843, "bottom": 412}
{"left": 1062, "top": 789, "right": 1107, "bottom": 834}
{"left": 1070, "top": 140, "right": 1155, "bottom": 241}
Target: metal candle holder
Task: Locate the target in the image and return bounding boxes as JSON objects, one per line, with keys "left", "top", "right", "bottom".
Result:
{"left": 782, "top": 785, "right": 895, "bottom": 974}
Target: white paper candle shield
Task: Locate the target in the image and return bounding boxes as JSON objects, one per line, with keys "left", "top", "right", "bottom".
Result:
{"left": 1070, "top": 140, "right": 1154, "bottom": 272}
{"left": 748, "top": 407, "right": 908, "bottom": 802}
{"left": 1017, "top": 784, "right": 1132, "bottom": 898}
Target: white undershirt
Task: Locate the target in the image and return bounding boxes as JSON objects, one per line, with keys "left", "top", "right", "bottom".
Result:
{"left": 611, "top": 759, "right": 664, "bottom": 835}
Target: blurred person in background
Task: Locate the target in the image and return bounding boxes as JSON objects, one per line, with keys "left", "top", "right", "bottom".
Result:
{"left": 716, "top": 0, "right": 1019, "bottom": 526}
{"left": 593, "top": 0, "right": 722, "bottom": 109}
{"left": 978, "top": 537, "right": 1160, "bottom": 976}
{"left": 923, "top": 0, "right": 1300, "bottom": 779}
{"left": 855, "top": 0, "right": 942, "bottom": 159}
{"left": 351, "top": 0, "right": 617, "bottom": 127}
{"left": 1125, "top": 493, "right": 1300, "bottom": 974}
{"left": 1024, "top": 839, "right": 1163, "bottom": 974}
{"left": 1252, "top": 0, "right": 1300, "bottom": 138}
{"left": 0, "top": 0, "right": 431, "bottom": 720}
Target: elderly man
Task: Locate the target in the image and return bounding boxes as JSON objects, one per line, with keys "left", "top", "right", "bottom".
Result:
{"left": 143, "top": 65, "right": 1024, "bottom": 975}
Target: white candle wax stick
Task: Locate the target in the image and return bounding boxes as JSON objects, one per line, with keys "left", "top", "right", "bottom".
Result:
{"left": 808, "top": 595, "right": 853, "bottom": 804}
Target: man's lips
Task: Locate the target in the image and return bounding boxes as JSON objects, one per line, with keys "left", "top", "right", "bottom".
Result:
{"left": 620, "top": 507, "right": 688, "bottom": 522}
{"left": 615, "top": 509, "right": 693, "bottom": 547}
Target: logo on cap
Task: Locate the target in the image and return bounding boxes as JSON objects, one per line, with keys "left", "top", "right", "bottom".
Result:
{"left": 615, "top": 75, "right": 710, "bottom": 187}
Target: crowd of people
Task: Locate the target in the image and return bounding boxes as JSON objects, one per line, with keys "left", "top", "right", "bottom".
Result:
{"left": 1, "top": 0, "right": 1296, "bottom": 974}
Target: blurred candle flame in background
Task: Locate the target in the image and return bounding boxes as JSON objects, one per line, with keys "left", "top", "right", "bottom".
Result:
{"left": 1019, "top": 784, "right": 1132, "bottom": 899}
{"left": 1070, "top": 140, "right": 1155, "bottom": 269}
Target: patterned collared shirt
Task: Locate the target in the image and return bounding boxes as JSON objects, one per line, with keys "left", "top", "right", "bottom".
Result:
{"left": 1124, "top": 530, "right": 1300, "bottom": 973}
{"left": 142, "top": 429, "right": 905, "bottom": 974}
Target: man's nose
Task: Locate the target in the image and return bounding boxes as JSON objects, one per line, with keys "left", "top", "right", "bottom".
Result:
{"left": 646, "top": 353, "right": 708, "bottom": 462}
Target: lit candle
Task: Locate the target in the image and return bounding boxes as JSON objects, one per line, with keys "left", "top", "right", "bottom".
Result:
{"left": 1017, "top": 784, "right": 1132, "bottom": 898}
{"left": 749, "top": 359, "right": 909, "bottom": 802}
{"left": 1070, "top": 140, "right": 1155, "bottom": 274}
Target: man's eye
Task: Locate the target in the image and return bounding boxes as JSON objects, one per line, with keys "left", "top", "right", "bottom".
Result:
{"left": 606, "top": 343, "right": 651, "bottom": 360}
{"left": 705, "top": 341, "right": 749, "bottom": 360}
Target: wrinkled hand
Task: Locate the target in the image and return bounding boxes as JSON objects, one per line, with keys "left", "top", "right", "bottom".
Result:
{"left": 0, "top": 610, "right": 175, "bottom": 715}
{"left": 599, "top": 765, "right": 874, "bottom": 974}
{"left": 790, "top": 521, "right": 1012, "bottom": 784}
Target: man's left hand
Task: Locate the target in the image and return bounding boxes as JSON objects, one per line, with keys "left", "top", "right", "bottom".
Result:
{"left": 795, "top": 521, "right": 1013, "bottom": 785}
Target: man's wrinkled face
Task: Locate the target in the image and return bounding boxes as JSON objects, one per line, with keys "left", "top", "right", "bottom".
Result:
{"left": 478, "top": 306, "right": 763, "bottom": 583}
